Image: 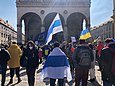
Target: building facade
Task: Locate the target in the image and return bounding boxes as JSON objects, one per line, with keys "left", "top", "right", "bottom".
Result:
{"left": 112, "top": 0, "right": 115, "bottom": 38}
{"left": 16, "top": 0, "right": 91, "bottom": 43}
{"left": 0, "top": 18, "right": 25, "bottom": 44}
{"left": 0, "top": 18, "right": 17, "bottom": 44}
{"left": 91, "top": 19, "right": 114, "bottom": 41}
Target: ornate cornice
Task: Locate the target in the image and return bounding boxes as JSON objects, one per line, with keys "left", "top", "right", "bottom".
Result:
{"left": 16, "top": 0, "right": 90, "bottom": 7}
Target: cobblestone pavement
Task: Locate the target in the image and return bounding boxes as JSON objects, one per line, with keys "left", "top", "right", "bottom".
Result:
{"left": 0, "top": 64, "right": 102, "bottom": 86}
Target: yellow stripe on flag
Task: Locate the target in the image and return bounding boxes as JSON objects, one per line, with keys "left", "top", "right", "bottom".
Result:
{"left": 80, "top": 32, "right": 91, "bottom": 39}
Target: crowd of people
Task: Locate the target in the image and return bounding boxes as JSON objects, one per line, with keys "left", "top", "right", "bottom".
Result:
{"left": 0, "top": 38, "right": 115, "bottom": 86}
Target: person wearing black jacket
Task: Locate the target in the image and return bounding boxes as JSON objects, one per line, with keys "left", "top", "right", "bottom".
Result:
{"left": 99, "top": 38, "right": 115, "bottom": 86}
{"left": 72, "top": 39, "right": 94, "bottom": 86}
{"left": 0, "top": 45, "right": 10, "bottom": 86}
{"left": 20, "top": 41, "right": 39, "bottom": 86}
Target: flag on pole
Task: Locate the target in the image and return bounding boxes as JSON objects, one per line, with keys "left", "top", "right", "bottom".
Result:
{"left": 46, "top": 13, "right": 63, "bottom": 44}
{"left": 79, "top": 28, "right": 91, "bottom": 40}
{"left": 34, "top": 31, "right": 47, "bottom": 44}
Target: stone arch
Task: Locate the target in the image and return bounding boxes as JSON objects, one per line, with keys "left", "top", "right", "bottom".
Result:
{"left": 67, "top": 12, "right": 87, "bottom": 42}
{"left": 44, "top": 12, "right": 65, "bottom": 43}
{"left": 44, "top": 12, "right": 65, "bottom": 30}
{"left": 20, "top": 12, "right": 42, "bottom": 42}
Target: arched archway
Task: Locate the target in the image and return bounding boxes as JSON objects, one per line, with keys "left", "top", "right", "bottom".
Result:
{"left": 67, "top": 12, "right": 87, "bottom": 42}
{"left": 44, "top": 13, "right": 65, "bottom": 43}
{"left": 20, "top": 12, "right": 42, "bottom": 42}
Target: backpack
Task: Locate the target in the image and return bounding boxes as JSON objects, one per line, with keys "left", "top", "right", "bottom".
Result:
{"left": 78, "top": 48, "right": 91, "bottom": 66}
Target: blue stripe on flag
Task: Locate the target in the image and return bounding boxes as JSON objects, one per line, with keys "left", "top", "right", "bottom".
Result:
{"left": 46, "top": 20, "right": 61, "bottom": 42}
{"left": 79, "top": 28, "right": 91, "bottom": 39}
{"left": 43, "top": 55, "right": 69, "bottom": 69}
{"left": 80, "top": 28, "right": 90, "bottom": 36}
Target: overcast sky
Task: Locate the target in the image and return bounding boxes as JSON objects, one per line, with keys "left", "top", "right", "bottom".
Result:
{"left": 0, "top": 0, "right": 113, "bottom": 30}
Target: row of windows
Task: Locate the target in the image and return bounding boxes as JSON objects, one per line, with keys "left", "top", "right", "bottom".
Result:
{"left": 92, "top": 32, "right": 112, "bottom": 40}
{"left": 91, "top": 23, "right": 113, "bottom": 35}
{"left": 92, "top": 29, "right": 112, "bottom": 37}
{"left": 0, "top": 25, "right": 16, "bottom": 35}
{"left": 1, "top": 32, "right": 17, "bottom": 39}
{"left": 0, "top": 26, "right": 10, "bottom": 32}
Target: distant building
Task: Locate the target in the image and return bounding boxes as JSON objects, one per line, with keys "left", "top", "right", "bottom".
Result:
{"left": 91, "top": 19, "right": 114, "bottom": 41}
{"left": 0, "top": 18, "right": 25, "bottom": 44}
{"left": 111, "top": 0, "right": 115, "bottom": 38}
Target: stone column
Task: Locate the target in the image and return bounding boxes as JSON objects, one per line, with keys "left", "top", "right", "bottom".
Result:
{"left": 113, "top": 0, "right": 115, "bottom": 38}
{"left": 17, "top": 24, "right": 22, "bottom": 44}
{"left": 41, "top": 24, "right": 45, "bottom": 32}
{"left": 25, "top": 26, "right": 29, "bottom": 43}
{"left": 86, "top": 16, "right": 90, "bottom": 29}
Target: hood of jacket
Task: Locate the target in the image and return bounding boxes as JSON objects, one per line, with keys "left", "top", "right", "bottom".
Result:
{"left": 108, "top": 42, "right": 115, "bottom": 56}
{"left": 10, "top": 44, "right": 18, "bottom": 49}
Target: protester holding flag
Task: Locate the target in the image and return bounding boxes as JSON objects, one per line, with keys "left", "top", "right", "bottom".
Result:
{"left": 40, "top": 42, "right": 72, "bottom": 86}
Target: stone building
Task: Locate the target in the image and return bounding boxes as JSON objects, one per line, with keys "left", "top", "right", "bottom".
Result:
{"left": 112, "top": 0, "right": 115, "bottom": 38}
{"left": 91, "top": 19, "right": 114, "bottom": 41}
{"left": 0, "top": 18, "right": 17, "bottom": 44}
{"left": 0, "top": 18, "right": 25, "bottom": 44}
{"left": 16, "top": 0, "right": 91, "bottom": 43}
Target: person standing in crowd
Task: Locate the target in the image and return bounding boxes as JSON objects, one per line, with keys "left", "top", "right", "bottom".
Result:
{"left": 96, "top": 41, "right": 104, "bottom": 71}
{"left": 4, "top": 44, "right": 9, "bottom": 50}
{"left": 42, "top": 45, "right": 51, "bottom": 60}
{"left": 72, "top": 39, "right": 94, "bottom": 86}
{"left": 20, "top": 41, "right": 39, "bottom": 86}
{"left": 7, "top": 41, "right": 22, "bottom": 84}
{"left": 40, "top": 42, "right": 72, "bottom": 86}
{"left": 99, "top": 38, "right": 115, "bottom": 86}
{"left": 19, "top": 43, "right": 25, "bottom": 52}
{"left": 38, "top": 46, "right": 43, "bottom": 64}
{"left": 60, "top": 41, "right": 67, "bottom": 54}
{"left": 0, "top": 45, "right": 10, "bottom": 86}
{"left": 88, "top": 43, "right": 96, "bottom": 82}
{"left": 66, "top": 43, "right": 74, "bottom": 78}
{"left": 96, "top": 41, "right": 104, "bottom": 58}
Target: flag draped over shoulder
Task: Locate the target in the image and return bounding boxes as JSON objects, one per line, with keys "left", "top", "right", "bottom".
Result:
{"left": 79, "top": 28, "right": 91, "bottom": 39}
{"left": 40, "top": 47, "right": 72, "bottom": 82}
{"left": 46, "top": 13, "right": 63, "bottom": 44}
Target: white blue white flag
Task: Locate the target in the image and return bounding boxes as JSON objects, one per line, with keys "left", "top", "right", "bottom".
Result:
{"left": 46, "top": 13, "right": 63, "bottom": 44}
{"left": 40, "top": 47, "right": 72, "bottom": 82}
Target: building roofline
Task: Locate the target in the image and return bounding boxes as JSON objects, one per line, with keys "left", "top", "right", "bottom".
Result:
{"left": 0, "top": 18, "right": 17, "bottom": 33}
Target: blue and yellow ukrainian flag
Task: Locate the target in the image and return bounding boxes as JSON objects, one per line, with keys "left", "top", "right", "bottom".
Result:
{"left": 79, "top": 28, "right": 91, "bottom": 39}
